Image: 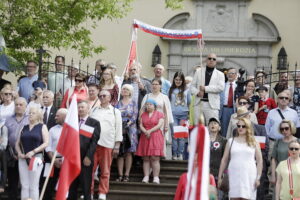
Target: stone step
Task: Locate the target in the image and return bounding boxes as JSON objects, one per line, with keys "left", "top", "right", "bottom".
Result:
{"left": 109, "top": 181, "right": 177, "bottom": 193}
{"left": 160, "top": 159, "right": 188, "bottom": 168}
{"left": 124, "top": 166, "right": 186, "bottom": 176}
{"left": 110, "top": 173, "right": 180, "bottom": 184}
{"left": 107, "top": 190, "right": 174, "bottom": 200}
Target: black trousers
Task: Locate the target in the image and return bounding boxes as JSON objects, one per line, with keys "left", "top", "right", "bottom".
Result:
{"left": 0, "top": 150, "right": 7, "bottom": 189}
{"left": 68, "top": 163, "right": 93, "bottom": 200}
{"left": 7, "top": 162, "right": 19, "bottom": 200}
{"left": 42, "top": 166, "right": 60, "bottom": 200}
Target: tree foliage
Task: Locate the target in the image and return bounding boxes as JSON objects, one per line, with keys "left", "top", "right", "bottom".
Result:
{"left": 0, "top": 0, "right": 182, "bottom": 67}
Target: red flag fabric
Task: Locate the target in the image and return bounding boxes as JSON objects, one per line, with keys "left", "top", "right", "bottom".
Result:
{"left": 56, "top": 95, "right": 81, "bottom": 200}
{"left": 126, "top": 27, "right": 137, "bottom": 73}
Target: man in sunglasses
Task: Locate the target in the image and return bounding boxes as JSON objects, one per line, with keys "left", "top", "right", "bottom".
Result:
{"left": 265, "top": 90, "right": 300, "bottom": 158}
{"left": 191, "top": 53, "right": 225, "bottom": 125}
{"left": 89, "top": 90, "right": 122, "bottom": 200}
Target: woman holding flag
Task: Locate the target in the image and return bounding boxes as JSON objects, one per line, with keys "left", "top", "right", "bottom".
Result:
{"left": 168, "top": 72, "right": 191, "bottom": 160}
{"left": 15, "top": 106, "right": 49, "bottom": 200}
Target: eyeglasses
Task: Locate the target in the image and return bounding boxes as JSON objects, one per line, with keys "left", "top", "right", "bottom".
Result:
{"left": 289, "top": 147, "right": 299, "bottom": 151}
{"left": 227, "top": 72, "right": 236, "bottom": 75}
{"left": 278, "top": 96, "right": 289, "bottom": 100}
{"left": 237, "top": 125, "right": 246, "bottom": 128}
{"left": 280, "top": 127, "right": 290, "bottom": 132}
{"left": 4, "top": 93, "right": 12, "bottom": 96}
{"left": 208, "top": 57, "right": 217, "bottom": 61}
{"left": 75, "top": 79, "right": 84, "bottom": 82}
{"left": 239, "top": 102, "right": 248, "bottom": 105}
{"left": 129, "top": 68, "right": 137, "bottom": 71}
{"left": 99, "top": 95, "right": 107, "bottom": 98}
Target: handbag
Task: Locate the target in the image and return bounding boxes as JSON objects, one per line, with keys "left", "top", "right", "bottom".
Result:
{"left": 219, "top": 137, "right": 235, "bottom": 193}
{"left": 287, "top": 158, "right": 300, "bottom": 200}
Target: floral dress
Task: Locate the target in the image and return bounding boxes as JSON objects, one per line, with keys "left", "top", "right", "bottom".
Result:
{"left": 116, "top": 100, "right": 138, "bottom": 153}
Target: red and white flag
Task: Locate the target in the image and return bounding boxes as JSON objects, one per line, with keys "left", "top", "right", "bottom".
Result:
{"left": 28, "top": 157, "right": 43, "bottom": 171}
{"left": 174, "top": 125, "right": 189, "bottom": 139}
{"left": 255, "top": 136, "right": 266, "bottom": 149}
{"left": 184, "top": 124, "right": 210, "bottom": 200}
{"left": 56, "top": 95, "right": 81, "bottom": 200}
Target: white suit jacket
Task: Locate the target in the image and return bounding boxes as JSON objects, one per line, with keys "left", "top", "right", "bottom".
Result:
{"left": 190, "top": 67, "right": 225, "bottom": 110}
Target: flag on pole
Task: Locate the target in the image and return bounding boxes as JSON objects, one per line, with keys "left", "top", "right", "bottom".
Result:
{"left": 56, "top": 95, "right": 81, "bottom": 200}
{"left": 184, "top": 124, "right": 210, "bottom": 200}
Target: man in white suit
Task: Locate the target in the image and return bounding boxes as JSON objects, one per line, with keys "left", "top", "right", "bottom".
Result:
{"left": 191, "top": 53, "right": 225, "bottom": 124}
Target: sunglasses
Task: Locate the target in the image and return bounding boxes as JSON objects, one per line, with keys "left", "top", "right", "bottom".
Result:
{"left": 4, "top": 93, "right": 12, "bottom": 96}
{"left": 289, "top": 147, "right": 299, "bottom": 151}
{"left": 237, "top": 125, "right": 246, "bottom": 128}
{"left": 75, "top": 79, "right": 84, "bottom": 82}
{"left": 239, "top": 102, "right": 248, "bottom": 105}
{"left": 278, "top": 96, "right": 289, "bottom": 100}
{"left": 99, "top": 95, "right": 107, "bottom": 98}
{"left": 208, "top": 57, "right": 217, "bottom": 61}
{"left": 280, "top": 127, "right": 290, "bottom": 132}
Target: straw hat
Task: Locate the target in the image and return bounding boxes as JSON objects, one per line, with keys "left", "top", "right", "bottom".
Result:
{"left": 235, "top": 106, "right": 250, "bottom": 119}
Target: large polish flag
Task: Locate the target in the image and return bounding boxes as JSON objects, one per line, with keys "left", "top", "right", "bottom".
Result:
{"left": 184, "top": 124, "right": 210, "bottom": 200}
{"left": 56, "top": 95, "right": 81, "bottom": 200}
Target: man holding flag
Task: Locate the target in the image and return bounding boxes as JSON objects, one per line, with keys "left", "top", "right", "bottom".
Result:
{"left": 68, "top": 100, "right": 101, "bottom": 200}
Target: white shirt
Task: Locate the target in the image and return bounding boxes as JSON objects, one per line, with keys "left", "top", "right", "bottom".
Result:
{"left": 90, "top": 105, "right": 123, "bottom": 149}
{"left": 223, "top": 81, "right": 237, "bottom": 105}
{"left": 0, "top": 102, "right": 15, "bottom": 125}
{"left": 46, "top": 124, "right": 63, "bottom": 154}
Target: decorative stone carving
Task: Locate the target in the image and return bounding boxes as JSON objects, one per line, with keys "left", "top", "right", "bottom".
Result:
{"left": 207, "top": 4, "right": 234, "bottom": 33}
{"left": 162, "top": 0, "right": 280, "bottom": 79}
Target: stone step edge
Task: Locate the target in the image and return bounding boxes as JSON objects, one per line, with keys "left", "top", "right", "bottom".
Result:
{"left": 110, "top": 181, "right": 178, "bottom": 187}
{"left": 109, "top": 189, "right": 174, "bottom": 196}
{"left": 110, "top": 173, "right": 181, "bottom": 179}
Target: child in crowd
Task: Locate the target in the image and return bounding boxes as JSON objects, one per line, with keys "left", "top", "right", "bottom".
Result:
{"left": 256, "top": 85, "right": 277, "bottom": 125}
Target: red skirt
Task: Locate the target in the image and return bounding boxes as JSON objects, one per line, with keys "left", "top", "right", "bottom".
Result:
{"left": 136, "top": 130, "right": 164, "bottom": 157}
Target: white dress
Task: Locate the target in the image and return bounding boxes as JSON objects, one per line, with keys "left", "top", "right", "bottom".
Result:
{"left": 228, "top": 138, "right": 257, "bottom": 199}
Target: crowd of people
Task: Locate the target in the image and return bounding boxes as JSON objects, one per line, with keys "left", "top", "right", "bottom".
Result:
{"left": 0, "top": 53, "right": 299, "bottom": 200}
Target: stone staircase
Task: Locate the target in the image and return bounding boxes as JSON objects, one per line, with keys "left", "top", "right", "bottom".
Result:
{"left": 106, "top": 159, "right": 188, "bottom": 200}
{"left": 0, "top": 159, "right": 187, "bottom": 200}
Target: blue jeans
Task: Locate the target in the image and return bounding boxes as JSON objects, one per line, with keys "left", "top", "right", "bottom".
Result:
{"left": 172, "top": 113, "right": 188, "bottom": 157}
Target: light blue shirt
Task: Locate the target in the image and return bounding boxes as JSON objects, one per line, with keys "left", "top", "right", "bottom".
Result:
{"left": 18, "top": 74, "right": 38, "bottom": 101}
{"left": 265, "top": 107, "right": 300, "bottom": 139}
{"left": 161, "top": 77, "right": 171, "bottom": 95}
{"left": 170, "top": 88, "right": 191, "bottom": 116}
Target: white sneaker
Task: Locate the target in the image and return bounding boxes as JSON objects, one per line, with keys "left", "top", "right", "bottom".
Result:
{"left": 177, "top": 155, "right": 183, "bottom": 160}
{"left": 98, "top": 193, "right": 106, "bottom": 200}
{"left": 153, "top": 176, "right": 160, "bottom": 184}
{"left": 142, "top": 176, "right": 149, "bottom": 183}
{"left": 172, "top": 156, "right": 178, "bottom": 160}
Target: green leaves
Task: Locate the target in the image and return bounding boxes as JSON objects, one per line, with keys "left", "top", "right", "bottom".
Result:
{"left": 0, "top": 0, "right": 133, "bottom": 68}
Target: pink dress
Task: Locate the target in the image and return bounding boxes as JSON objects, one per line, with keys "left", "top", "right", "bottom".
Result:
{"left": 136, "top": 110, "right": 165, "bottom": 157}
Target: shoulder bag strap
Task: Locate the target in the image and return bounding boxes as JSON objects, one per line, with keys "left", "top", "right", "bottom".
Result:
{"left": 277, "top": 109, "right": 285, "bottom": 120}
{"left": 287, "top": 158, "right": 294, "bottom": 198}
{"left": 228, "top": 137, "right": 235, "bottom": 162}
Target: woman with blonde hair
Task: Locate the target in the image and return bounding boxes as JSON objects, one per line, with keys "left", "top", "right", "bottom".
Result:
{"left": 99, "top": 68, "right": 119, "bottom": 106}
{"left": 218, "top": 117, "right": 263, "bottom": 200}
{"left": 0, "top": 87, "right": 15, "bottom": 124}
{"left": 15, "top": 106, "right": 49, "bottom": 200}
{"left": 270, "top": 120, "right": 299, "bottom": 185}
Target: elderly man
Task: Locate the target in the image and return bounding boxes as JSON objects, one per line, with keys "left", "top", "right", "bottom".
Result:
{"left": 18, "top": 61, "right": 39, "bottom": 102}
{"left": 123, "top": 62, "right": 151, "bottom": 110}
{"left": 220, "top": 68, "right": 237, "bottom": 136}
{"left": 44, "top": 108, "right": 67, "bottom": 200}
{"left": 42, "top": 90, "right": 57, "bottom": 130}
{"left": 68, "top": 100, "right": 100, "bottom": 200}
{"left": 191, "top": 53, "right": 225, "bottom": 124}
{"left": 5, "top": 97, "right": 29, "bottom": 200}
{"left": 90, "top": 90, "right": 122, "bottom": 200}
{"left": 64, "top": 64, "right": 79, "bottom": 90}
{"left": 153, "top": 64, "right": 171, "bottom": 95}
